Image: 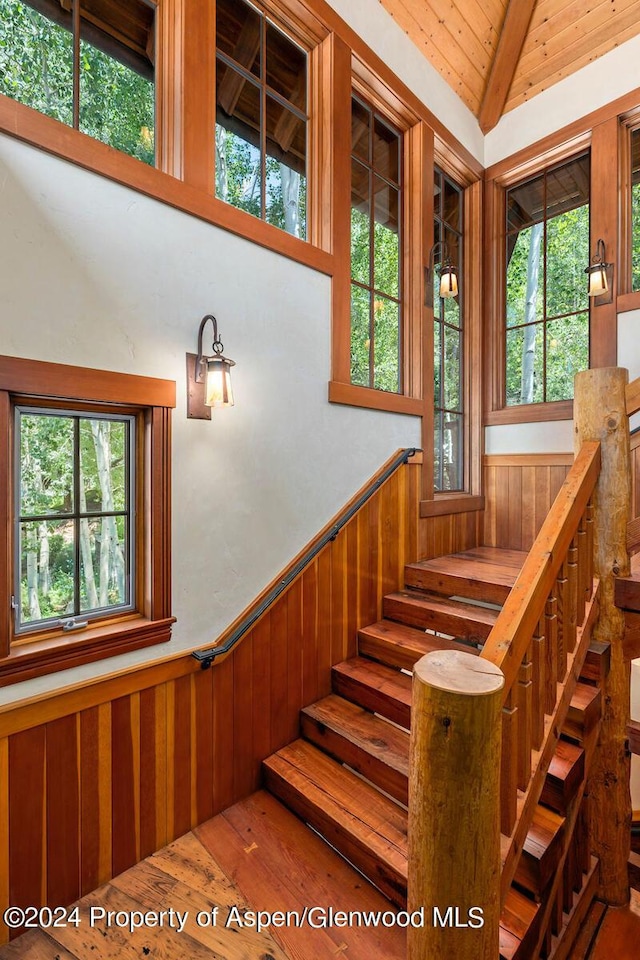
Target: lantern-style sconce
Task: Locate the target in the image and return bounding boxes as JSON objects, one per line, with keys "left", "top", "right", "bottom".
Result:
{"left": 425, "top": 241, "right": 459, "bottom": 308}
{"left": 585, "top": 238, "right": 613, "bottom": 305}
{"left": 187, "top": 314, "right": 235, "bottom": 419}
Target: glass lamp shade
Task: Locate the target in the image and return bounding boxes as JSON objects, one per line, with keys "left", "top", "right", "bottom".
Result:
{"left": 205, "top": 356, "right": 234, "bottom": 407}
{"left": 440, "top": 265, "right": 458, "bottom": 299}
{"left": 587, "top": 263, "right": 608, "bottom": 297}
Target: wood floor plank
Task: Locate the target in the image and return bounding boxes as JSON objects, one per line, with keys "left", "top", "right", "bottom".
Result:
{"left": 199, "top": 790, "right": 406, "bottom": 960}
{"left": 0, "top": 930, "right": 80, "bottom": 959}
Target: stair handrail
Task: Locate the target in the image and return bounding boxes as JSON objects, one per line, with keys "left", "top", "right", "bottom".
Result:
{"left": 626, "top": 375, "right": 640, "bottom": 417}
{"left": 191, "top": 446, "right": 419, "bottom": 669}
{"left": 480, "top": 440, "right": 601, "bottom": 695}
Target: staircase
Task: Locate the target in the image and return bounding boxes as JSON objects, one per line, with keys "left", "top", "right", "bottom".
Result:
{"left": 262, "top": 546, "right": 607, "bottom": 960}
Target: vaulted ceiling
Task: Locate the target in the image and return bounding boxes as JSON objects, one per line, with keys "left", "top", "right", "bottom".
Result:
{"left": 379, "top": 0, "right": 640, "bottom": 133}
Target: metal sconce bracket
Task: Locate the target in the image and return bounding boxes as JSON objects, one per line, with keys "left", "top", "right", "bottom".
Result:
{"left": 186, "top": 352, "right": 211, "bottom": 420}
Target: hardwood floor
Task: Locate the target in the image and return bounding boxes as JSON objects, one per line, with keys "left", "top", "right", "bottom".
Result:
{"left": 586, "top": 890, "right": 640, "bottom": 960}
{"left": 0, "top": 791, "right": 406, "bottom": 960}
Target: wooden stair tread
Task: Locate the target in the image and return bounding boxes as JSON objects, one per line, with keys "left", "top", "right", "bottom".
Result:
{"left": 541, "top": 739, "right": 585, "bottom": 815}
{"left": 332, "top": 656, "right": 412, "bottom": 727}
{"left": 358, "top": 618, "right": 479, "bottom": 671}
{"left": 564, "top": 682, "right": 602, "bottom": 742}
{"left": 262, "top": 739, "right": 408, "bottom": 906}
{"left": 382, "top": 590, "right": 498, "bottom": 638}
{"left": 516, "top": 805, "right": 565, "bottom": 897}
{"left": 301, "top": 695, "right": 410, "bottom": 804}
{"left": 405, "top": 547, "right": 526, "bottom": 604}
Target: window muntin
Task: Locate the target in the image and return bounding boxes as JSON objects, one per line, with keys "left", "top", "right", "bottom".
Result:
{"left": 631, "top": 127, "right": 640, "bottom": 292}
{"left": 15, "top": 406, "right": 135, "bottom": 634}
{"left": 0, "top": 0, "right": 156, "bottom": 164}
{"left": 505, "top": 153, "right": 590, "bottom": 406}
{"left": 215, "top": 0, "right": 308, "bottom": 239}
{"left": 350, "top": 96, "right": 402, "bottom": 393}
{"left": 433, "top": 167, "right": 463, "bottom": 492}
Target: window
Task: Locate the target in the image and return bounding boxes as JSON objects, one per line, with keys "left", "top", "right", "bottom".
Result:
{"left": 350, "top": 96, "right": 402, "bottom": 393}
{"left": 16, "top": 407, "right": 134, "bottom": 634}
{"left": 433, "top": 167, "right": 463, "bottom": 491}
{"left": 215, "top": 0, "right": 308, "bottom": 239}
{"left": 631, "top": 127, "right": 640, "bottom": 292}
{"left": 0, "top": 0, "right": 156, "bottom": 164}
{"left": 0, "top": 356, "right": 174, "bottom": 686}
{"left": 505, "top": 153, "right": 590, "bottom": 406}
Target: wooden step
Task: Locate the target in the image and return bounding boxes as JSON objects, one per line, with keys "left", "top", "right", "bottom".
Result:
{"left": 405, "top": 547, "right": 526, "bottom": 604}
{"left": 263, "top": 740, "right": 539, "bottom": 957}
{"left": 540, "top": 740, "right": 585, "bottom": 816}
{"left": 358, "top": 619, "right": 478, "bottom": 671}
{"left": 580, "top": 641, "right": 611, "bottom": 683}
{"left": 515, "top": 805, "right": 565, "bottom": 899}
{"left": 331, "top": 657, "right": 411, "bottom": 728}
{"left": 262, "top": 739, "right": 408, "bottom": 906}
{"left": 382, "top": 590, "right": 498, "bottom": 640}
{"left": 563, "top": 683, "right": 602, "bottom": 744}
{"left": 500, "top": 886, "right": 541, "bottom": 960}
{"left": 301, "top": 695, "right": 409, "bottom": 804}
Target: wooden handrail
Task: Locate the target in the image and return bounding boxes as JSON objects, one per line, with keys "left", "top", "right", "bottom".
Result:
{"left": 626, "top": 376, "right": 640, "bottom": 417}
{"left": 481, "top": 440, "right": 601, "bottom": 698}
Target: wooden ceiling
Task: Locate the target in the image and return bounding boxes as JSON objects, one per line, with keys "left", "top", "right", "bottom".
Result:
{"left": 379, "top": 0, "right": 640, "bottom": 133}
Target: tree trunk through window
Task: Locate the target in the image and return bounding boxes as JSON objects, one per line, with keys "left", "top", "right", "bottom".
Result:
{"left": 521, "top": 222, "right": 543, "bottom": 404}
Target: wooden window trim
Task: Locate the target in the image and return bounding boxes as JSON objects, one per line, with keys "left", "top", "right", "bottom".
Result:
{"left": 485, "top": 139, "right": 597, "bottom": 424}
{"left": 421, "top": 153, "right": 483, "bottom": 508}
{"left": 329, "top": 71, "right": 427, "bottom": 414}
{"left": 620, "top": 110, "right": 640, "bottom": 300}
{"left": 0, "top": 356, "right": 175, "bottom": 687}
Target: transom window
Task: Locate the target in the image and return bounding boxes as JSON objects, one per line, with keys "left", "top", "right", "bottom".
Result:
{"left": 0, "top": 0, "right": 156, "bottom": 164}
{"left": 15, "top": 406, "right": 135, "bottom": 633}
{"left": 215, "top": 0, "right": 308, "bottom": 239}
{"left": 505, "top": 153, "right": 590, "bottom": 406}
{"left": 350, "top": 96, "right": 402, "bottom": 393}
{"left": 433, "top": 167, "right": 463, "bottom": 491}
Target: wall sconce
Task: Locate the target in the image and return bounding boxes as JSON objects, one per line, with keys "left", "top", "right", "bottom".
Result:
{"left": 186, "top": 314, "right": 235, "bottom": 420}
{"left": 425, "top": 241, "right": 458, "bottom": 308}
{"left": 585, "top": 238, "right": 613, "bottom": 305}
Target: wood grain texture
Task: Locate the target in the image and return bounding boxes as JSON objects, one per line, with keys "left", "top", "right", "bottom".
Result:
{"left": 0, "top": 457, "right": 423, "bottom": 941}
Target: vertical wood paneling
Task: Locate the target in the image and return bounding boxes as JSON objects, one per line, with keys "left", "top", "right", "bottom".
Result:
{"left": 0, "top": 738, "right": 9, "bottom": 946}
{"left": 1, "top": 458, "right": 428, "bottom": 939}
{"left": 8, "top": 727, "right": 46, "bottom": 933}
{"left": 46, "top": 715, "right": 80, "bottom": 908}
{"left": 484, "top": 455, "right": 573, "bottom": 550}
{"left": 111, "top": 696, "right": 137, "bottom": 877}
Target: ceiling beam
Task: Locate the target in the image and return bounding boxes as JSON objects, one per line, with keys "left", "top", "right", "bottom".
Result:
{"left": 478, "top": 0, "right": 537, "bottom": 135}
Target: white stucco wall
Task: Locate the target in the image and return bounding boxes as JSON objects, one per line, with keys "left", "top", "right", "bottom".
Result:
{"left": 0, "top": 131, "right": 424, "bottom": 704}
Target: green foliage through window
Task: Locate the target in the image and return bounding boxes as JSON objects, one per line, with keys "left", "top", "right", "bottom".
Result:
{"left": 0, "top": 0, "right": 155, "bottom": 165}
{"left": 433, "top": 168, "right": 463, "bottom": 491}
{"left": 16, "top": 408, "right": 134, "bottom": 631}
{"left": 215, "top": 0, "right": 307, "bottom": 239}
{"left": 350, "top": 97, "right": 402, "bottom": 393}
{"left": 505, "top": 153, "right": 590, "bottom": 406}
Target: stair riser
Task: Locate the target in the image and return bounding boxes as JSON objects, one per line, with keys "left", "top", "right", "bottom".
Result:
{"left": 404, "top": 567, "right": 512, "bottom": 605}
{"left": 263, "top": 764, "right": 408, "bottom": 908}
{"left": 331, "top": 670, "right": 411, "bottom": 728}
{"left": 300, "top": 713, "right": 409, "bottom": 806}
{"left": 382, "top": 594, "right": 493, "bottom": 640}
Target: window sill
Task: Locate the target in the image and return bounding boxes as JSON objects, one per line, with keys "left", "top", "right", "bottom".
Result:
{"left": 484, "top": 400, "right": 573, "bottom": 426}
{"left": 0, "top": 615, "right": 175, "bottom": 687}
{"left": 420, "top": 493, "right": 485, "bottom": 517}
{"left": 328, "top": 380, "right": 423, "bottom": 416}
{"left": 0, "top": 95, "right": 334, "bottom": 278}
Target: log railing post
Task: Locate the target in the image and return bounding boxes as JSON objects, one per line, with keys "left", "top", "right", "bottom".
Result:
{"left": 574, "top": 366, "right": 632, "bottom": 905}
{"left": 408, "top": 650, "right": 504, "bottom": 960}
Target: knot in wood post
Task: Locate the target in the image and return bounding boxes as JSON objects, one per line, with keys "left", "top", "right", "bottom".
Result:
{"left": 407, "top": 650, "right": 504, "bottom": 960}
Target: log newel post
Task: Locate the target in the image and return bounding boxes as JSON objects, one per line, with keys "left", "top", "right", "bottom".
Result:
{"left": 574, "top": 366, "right": 632, "bottom": 906}
{"left": 407, "top": 650, "right": 504, "bottom": 960}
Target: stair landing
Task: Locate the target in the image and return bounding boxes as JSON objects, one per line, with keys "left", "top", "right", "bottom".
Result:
{"left": 0, "top": 791, "right": 406, "bottom": 960}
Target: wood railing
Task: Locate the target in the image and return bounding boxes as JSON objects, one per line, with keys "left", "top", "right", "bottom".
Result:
{"left": 480, "top": 440, "right": 601, "bottom": 896}
{"left": 409, "top": 368, "right": 635, "bottom": 960}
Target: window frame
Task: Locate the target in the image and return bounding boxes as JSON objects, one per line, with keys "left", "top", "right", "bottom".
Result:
{"left": 0, "top": 355, "right": 175, "bottom": 687}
